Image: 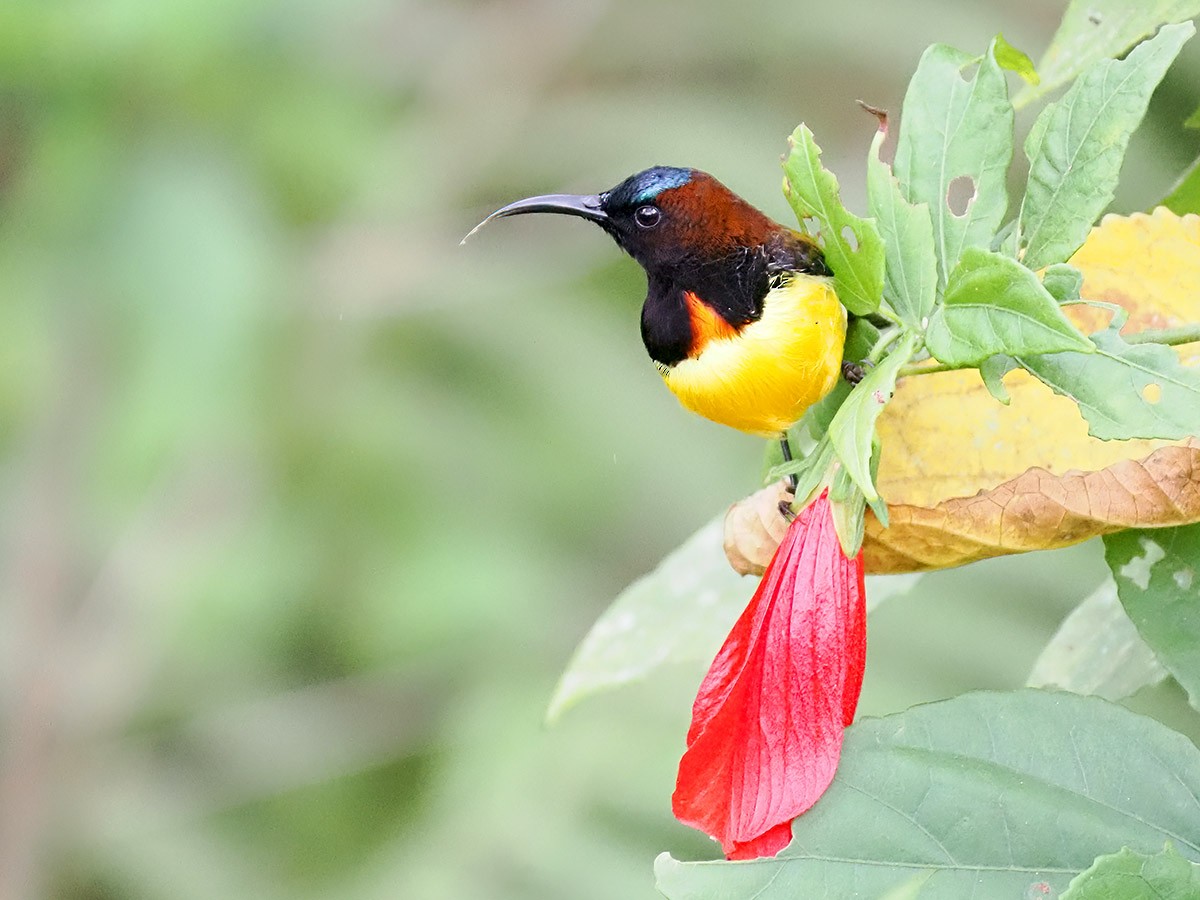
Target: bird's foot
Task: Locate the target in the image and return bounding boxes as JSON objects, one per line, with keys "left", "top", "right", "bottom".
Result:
{"left": 778, "top": 499, "right": 796, "bottom": 522}
{"left": 842, "top": 359, "right": 872, "bottom": 385}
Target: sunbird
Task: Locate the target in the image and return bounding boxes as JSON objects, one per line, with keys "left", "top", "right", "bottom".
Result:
{"left": 466, "top": 166, "right": 848, "bottom": 449}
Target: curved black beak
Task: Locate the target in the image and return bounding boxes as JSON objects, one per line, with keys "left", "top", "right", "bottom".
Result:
{"left": 461, "top": 193, "right": 608, "bottom": 244}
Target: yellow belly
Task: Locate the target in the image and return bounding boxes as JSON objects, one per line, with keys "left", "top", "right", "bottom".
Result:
{"left": 662, "top": 276, "right": 845, "bottom": 437}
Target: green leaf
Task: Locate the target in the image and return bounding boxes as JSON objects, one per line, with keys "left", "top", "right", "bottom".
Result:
{"left": 894, "top": 40, "right": 1013, "bottom": 288}
{"left": 863, "top": 441, "right": 888, "bottom": 527}
{"left": 655, "top": 690, "right": 1200, "bottom": 900}
{"left": 1015, "top": 0, "right": 1200, "bottom": 108}
{"left": 1187, "top": 103, "right": 1200, "bottom": 129}
{"left": 925, "top": 248, "right": 1093, "bottom": 367}
{"left": 1018, "top": 22, "right": 1194, "bottom": 271}
{"left": 866, "top": 122, "right": 938, "bottom": 329}
{"left": 782, "top": 125, "right": 884, "bottom": 315}
{"left": 1042, "top": 263, "right": 1084, "bottom": 303}
{"left": 994, "top": 219, "right": 1020, "bottom": 258}
{"left": 1105, "top": 524, "right": 1200, "bottom": 712}
{"left": 1018, "top": 327, "right": 1200, "bottom": 440}
{"left": 1163, "top": 156, "right": 1200, "bottom": 216}
{"left": 876, "top": 873, "right": 934, "bottom": 900}
{"left": 828, "top": 332, "right": 918, "bottom": 501}
{"left": 845, "top": 316, "right": 883, "bottom": 363}
{"left": 979, "top": 354, "right": 1016, "bottom": 404}
{"left": 545, "top": 515, "right": 751, "bottom": 723}
{"left": 769, "top": 436, "right": 833, "bottom": 506}
{"left": 994, "top": 33, "right": 1040, "bottom": 85}
{"left": 1061, "top": 845, "right": 1200, "bottom": 900}
{"left": 829, "top": 464, "right": 867, "bottom": 556}
{"left": 1028, "top": 577, "right": 1168, "bottom": 702}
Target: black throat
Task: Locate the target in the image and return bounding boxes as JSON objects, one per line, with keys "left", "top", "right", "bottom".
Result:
{"left": 638, "top": 234, "right": 828, "bottom": 368}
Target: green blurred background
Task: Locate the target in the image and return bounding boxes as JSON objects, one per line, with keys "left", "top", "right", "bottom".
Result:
{"left": 1, "top": 1, "right": 1198, "bottom": 898}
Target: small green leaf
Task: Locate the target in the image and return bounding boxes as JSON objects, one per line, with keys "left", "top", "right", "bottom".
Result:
{"left": 787, "top": 440, "right": 834, "bottom": 506}
{"left": 995, "top": 220, "right": 1021, "bottom": 258}
{"left": 994, "top": 33, "right": 1040, "bottom": 85}
{"left": 1062, "top": 845, "right": 1200, "bottom": 900}
{"left": 828, "top": 332, "right": 918, "bottom": 502}
{"left": 768, "top": 436, "right": 833, "bottom": 502}
{"left": 829, "top": 464, "right": 867, "bottom": 556}
{"left": 845, "top": 316, "right": 883, "bottom": 362}
{"left": 1186, "top": 103, "right": 1200, "bottom": 129}
{"left": 894, "top": 40, "right": 1013, "bottom": 287}
{"left": 978, "top": 354, "right": 1017, "bottom": 404}
{"left": 1018, "top": 327, "right": 1200, "bottom": 440}
{"left": 656, "top": 690, "right": 1200, "bottom": 900}
{"left": 925, "top": 248, "right": 1093, "bottom": 367}
{"left": 545, "top": 515, "right": 750, "bottom": 723}
{"left": 1163, "top": 155, "right": 1200, "bottom": 216}
{"left": 1015, "top": 0, "right": 1200, "bottom": 108}
{"left": 1019, "top": 22, "right": 1194, "bottom": 271}
{"left": 1028, "top": 577, "right": 1168, "bottom": 702}
{"left": 1042, "top": 263, "right": 1084, "bottom": 303}
{"left": 863, "top": 441, "right": 888, "bottom": 527}
{"left": 866, "top": 122, "right": 938, "bottom": 329}
{"left": 1105, "top": 524, "right": 1200, "bottom": 712}
{"left": 782, "top": 125, "right": 884, "bottom": 315}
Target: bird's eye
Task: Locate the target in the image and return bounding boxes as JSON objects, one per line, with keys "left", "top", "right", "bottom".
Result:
{"left": 634, "top": 205, "right": 661, "bottom": 229}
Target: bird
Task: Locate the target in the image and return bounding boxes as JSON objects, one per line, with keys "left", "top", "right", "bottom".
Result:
{"left": 465, "top": 166, "right": 848, "bottom": 458}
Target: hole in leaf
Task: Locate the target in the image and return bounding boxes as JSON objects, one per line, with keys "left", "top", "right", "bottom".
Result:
{"left": 840, "top": 225, "right": 859, "bottom": 252}
{"left": 946, "top": 175, "right": 976, "bottom": 217}
{"left": 802, "top": 216, "right": 820, "bottom": 235}
{"left": 1142, "top": 382, "right": 1162, "bottom": 404}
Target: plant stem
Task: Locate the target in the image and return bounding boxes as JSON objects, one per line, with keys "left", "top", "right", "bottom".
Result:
{"left": 898, "top": 358, "right": 956, "bottom": 377}
{"left": 1123, "top": 323, "right": 1200, "bottom": 346}
{"left": 867, "top": 327, "right": 901, "bottom": 364}
{"left": 896, "top": 323, "right": 1200, "bottom": 379}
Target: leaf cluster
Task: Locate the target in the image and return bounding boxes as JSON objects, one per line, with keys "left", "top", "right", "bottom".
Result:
{"left": 551, "top": 7, "right": 1200, "bottom": 898}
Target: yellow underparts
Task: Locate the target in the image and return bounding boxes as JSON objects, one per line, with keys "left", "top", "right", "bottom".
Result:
{"left": 662, "top": 275, "right": 845, "bottom": 437}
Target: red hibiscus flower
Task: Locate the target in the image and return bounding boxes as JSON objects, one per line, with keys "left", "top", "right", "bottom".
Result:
{"left": 671, "top": 489, "right": 867, "bottom": 860}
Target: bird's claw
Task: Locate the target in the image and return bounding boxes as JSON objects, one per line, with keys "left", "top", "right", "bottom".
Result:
{"left": 778, "top": 499, "right": 796, "bottom": 522}
{"left": 842, "top": 359, "right": 872, "bottom": 385}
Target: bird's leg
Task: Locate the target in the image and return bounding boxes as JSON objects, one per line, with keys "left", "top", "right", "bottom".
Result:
{"left": 778, "top": 435, "right": 797, "bottom": 521}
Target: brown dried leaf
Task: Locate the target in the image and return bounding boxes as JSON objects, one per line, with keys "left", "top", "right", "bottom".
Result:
{"left": 865, "top": 438, "right": 1200, "bottom": 573}
{"left": 725, "top": 210, "right": 1200, "bottom": 576}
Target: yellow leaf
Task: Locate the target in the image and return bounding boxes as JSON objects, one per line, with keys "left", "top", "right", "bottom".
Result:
{"left": 866, "top": 439, "right": 1200, "bottom": 573}
{"left": 725, "top": 210, "right": 1200, "bottom": 576}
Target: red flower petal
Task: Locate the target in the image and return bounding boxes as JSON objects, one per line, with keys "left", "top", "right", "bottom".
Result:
{"left": 672, "top": 489, "right": 866, "bottom": 859}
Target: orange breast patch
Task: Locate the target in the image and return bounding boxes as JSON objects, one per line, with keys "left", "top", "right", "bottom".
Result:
{"left": 683, "top": 291, "right": 739, "bottom": 357}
